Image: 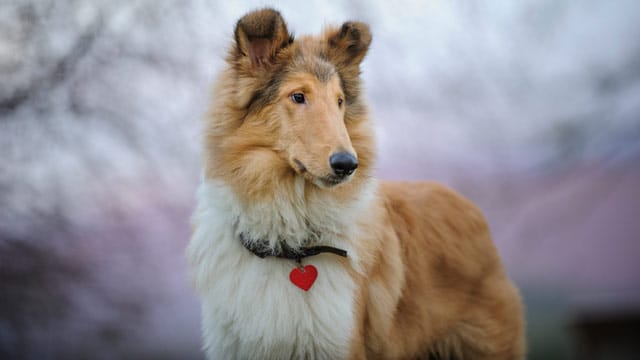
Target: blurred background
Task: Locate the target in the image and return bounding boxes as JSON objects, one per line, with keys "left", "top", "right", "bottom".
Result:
{"left": 1, "top": 0, "right": 639, "bottom": 359}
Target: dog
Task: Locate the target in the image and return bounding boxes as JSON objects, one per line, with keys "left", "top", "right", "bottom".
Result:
{"left": 187, "top": 8, "right": 525, "bottom": 359}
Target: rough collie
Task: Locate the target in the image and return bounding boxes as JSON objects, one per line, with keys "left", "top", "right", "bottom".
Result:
{"left": 187, "top": 8, "right": 525, "bottom": 359}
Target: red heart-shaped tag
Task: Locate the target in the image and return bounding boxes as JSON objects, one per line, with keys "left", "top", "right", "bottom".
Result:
{"left": 289, "top": 265, "right": 318, "bottom": 291}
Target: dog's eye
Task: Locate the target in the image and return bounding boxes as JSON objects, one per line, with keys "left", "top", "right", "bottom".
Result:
{"left": 338, "top": 98, "right": 343, "bottom": 108}
{"left": 291, "top": 93, "right": 305, "bottom": 104}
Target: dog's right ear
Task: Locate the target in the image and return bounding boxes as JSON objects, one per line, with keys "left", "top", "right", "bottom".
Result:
{"left": 234, "top": 8, "right": 293, "bottom": 68}
{"left": 326, "top": 22, "right": 371, "bottom": 69}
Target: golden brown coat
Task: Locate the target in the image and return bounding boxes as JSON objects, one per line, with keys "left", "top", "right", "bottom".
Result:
{"left": 190, "top": 8, "right": 525, "bottom": 360}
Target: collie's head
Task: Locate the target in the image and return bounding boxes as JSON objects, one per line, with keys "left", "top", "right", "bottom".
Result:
{"left": 205, "top": 8, "right": 375, "bottom": 203}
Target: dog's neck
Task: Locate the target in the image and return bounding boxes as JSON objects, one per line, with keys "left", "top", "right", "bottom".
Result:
{"left": 233, "top": 178, "right": 353, "bottom": 251}
{"left": 204, "top": 176, "right": 376, "bottom": 252}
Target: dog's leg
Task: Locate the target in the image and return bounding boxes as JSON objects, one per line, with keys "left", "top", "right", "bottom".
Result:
{"left": 448, "top": 279, "right": 526, "bottom": 360}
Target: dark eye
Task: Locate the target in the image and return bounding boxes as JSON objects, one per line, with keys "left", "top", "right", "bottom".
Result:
{"left": 291, "top": 93, "right": 305, "bottom": 104}
{"left": 338, "top": 98, "right": 343, "bottom": 108}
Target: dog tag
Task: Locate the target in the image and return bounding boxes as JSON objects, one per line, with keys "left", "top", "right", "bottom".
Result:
{"left": 289, "top": 265, "right": 317, "bottom": 291}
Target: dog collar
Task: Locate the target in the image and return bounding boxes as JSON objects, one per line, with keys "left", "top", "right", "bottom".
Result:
{"left": 239, "top": 233, "right": 348, "bottom": 292}
{"left": 239, "top": 233, "right": 348, "bottom": 260}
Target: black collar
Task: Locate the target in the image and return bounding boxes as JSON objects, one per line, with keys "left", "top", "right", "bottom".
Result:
{"left": 239, "top": 233, "right": 348, "bottom": 261}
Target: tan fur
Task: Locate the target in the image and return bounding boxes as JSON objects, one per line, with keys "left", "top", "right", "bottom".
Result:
{"left": 347, "top": 182, "right": 526, "bottom": 359}
{"left": 198, "top": 8, "right": 525, "bottom": 359}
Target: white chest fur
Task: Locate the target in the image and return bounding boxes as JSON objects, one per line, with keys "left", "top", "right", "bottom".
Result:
{"left": 188, "top": 180, "right": 373, "bottom": 359}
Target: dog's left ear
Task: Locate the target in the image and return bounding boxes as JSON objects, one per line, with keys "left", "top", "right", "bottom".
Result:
{"left": 325, "top": 21, "right": 372, "bottom": 68}
{"left": 234, "top": 8, "right": 293, "bottom": 68}
{"left": 324, "top": 22, "right": 371, "bottom": 103}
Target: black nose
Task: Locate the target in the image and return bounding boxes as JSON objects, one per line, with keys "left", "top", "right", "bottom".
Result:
{"left": 329, "top": 152, "right": 358, "bottom": 176}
